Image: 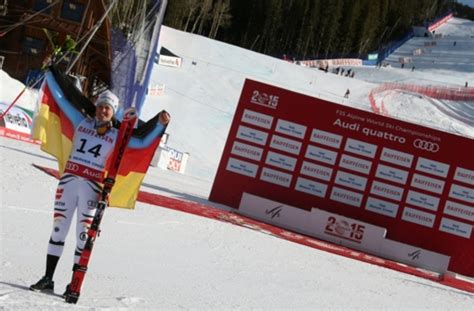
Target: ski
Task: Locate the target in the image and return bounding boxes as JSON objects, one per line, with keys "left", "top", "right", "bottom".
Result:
{"left": 64, "top": 108, "right": 137, "bottom": 304}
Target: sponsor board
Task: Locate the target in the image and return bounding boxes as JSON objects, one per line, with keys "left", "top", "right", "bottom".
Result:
{"left": 260, "top": 167, "right": 292, "bottom": 188}
{"left": 226, "top": 157, "right": 258, "bottom": 178}
{"left": 366, "top": 197, "right": 399, "bottom": 218}
{"left": 449, "top": 184, "right": 474, "bottom": 204}
{"left": 265, "top": 151, "right": 297, "bottom": 172}
{"left": 370, "top": 181, "right": 404, "bottom": 202}
{"left": 410, "top": 173, "right": 445, "bottom": 194}
{"left": 242, "top": 109, "right": 273, "bottom": 129}
{"left": 156, "top": 146, "right": 190, "bottom": 174}
{"left": 275, "top": 119, "right": 306, "bottom": 139}
{"left": 158, "top": 55, "right": 182, "bottom": 68}
{"left": 402, "top": 207, "right": 436, "bottom": 228}
{"left": 147, "top": 84, "right": 165, "bottom": 96}
{"left": 0, "top": 127, "right": 39, "bottom": 144}
{"left": 339, "top": 154, "right": 372, "bottom": 175}
{"left": 330, "top": 186, "right": 363, "bottom": 208}
{"left": 380, "top": 147, "right": 414, "bottom": 168}
{"left": 210, "top": 79, "right": 474, "bottom": 277}
{"left": 375, "top": 164, "right": 409, "bottom": 185}
{"left": 236, "top": 125, "right": 269, "bottom": 146}
{"left": 454, "top": 167, "right": 474, "bottom": 186}
{"left": 295, "top": 177, "right": 328, "bottom": 198}
{"left": 231, "top": 141, "right": 263, "bottom": 162}
{"left": 0, "top": 104, "right": 39, "bottom": 144}
{"left": 344, "top": 138, "right": 377, "bottom": 159}
{"left": 415, "top": 157, "right": 450, "bottom": 178}
{"left": 443, "top": 201, "right": 474, "bottom": 222}
{"left": 298, "top": 58, "right": 363, "bottom": 67}
{"left": 300, "top": 161, "right": 333, "bottom": 182}
{"left": 310, "top": 128, "right": 343, "bottom": 149}
{"left": 439, "top": 217, "right": 472, "bottom": 239}
{"left": 406, "top": 190, "right": 440, "bottom": 212}
{"left": 305, "top": 144, "right": 338, "bottom": 165}
{"left": 334, "top": 171, "right": 367, "bottom": 192}
{"left": 270, "top": 135, "right": 302, "bottom": 155}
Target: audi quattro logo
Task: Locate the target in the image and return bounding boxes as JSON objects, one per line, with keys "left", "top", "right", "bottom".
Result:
{"left": 413, "top": 139, "right": 439, "bottom": 153}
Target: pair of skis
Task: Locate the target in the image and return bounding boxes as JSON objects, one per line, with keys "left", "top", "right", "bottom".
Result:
{"left": 64, "top": 108, "right": 137, "bottom": 304}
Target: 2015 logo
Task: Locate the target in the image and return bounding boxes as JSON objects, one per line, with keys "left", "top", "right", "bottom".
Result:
{"left": 251, "top": 90, "right": 279, "bottom": 109}
{"left": 324, "top": 216, "right": 365, "bottom": 242}
{"left": 413, "top": 139, "right": 439, "bottom": 152}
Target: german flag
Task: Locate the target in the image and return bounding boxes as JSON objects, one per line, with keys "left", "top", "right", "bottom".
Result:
{"left": 32, "top": 67, "right": 167, "bottom": 209}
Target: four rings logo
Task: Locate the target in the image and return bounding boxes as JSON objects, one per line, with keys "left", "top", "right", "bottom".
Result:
{"left": 413, "top": 139, "right": 439, "bottom": 153}
{"left": 65, "top": 162, "right": 80, "bottom": 171}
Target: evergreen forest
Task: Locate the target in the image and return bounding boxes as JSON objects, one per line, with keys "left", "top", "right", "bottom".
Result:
{"left": 163, "top": 0, "right": 474, "bottom": 59}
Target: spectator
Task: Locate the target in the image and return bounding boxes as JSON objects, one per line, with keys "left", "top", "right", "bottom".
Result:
{"left": 466, "top": 81, "right": 469, "bottom": 88}
{"left": 344, "top": 89, "right": 350, "bottom": 98}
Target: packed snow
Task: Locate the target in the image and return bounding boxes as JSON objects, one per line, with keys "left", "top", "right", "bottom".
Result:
{"left": 1, "top": 17, "right": 473, "bottom": 310}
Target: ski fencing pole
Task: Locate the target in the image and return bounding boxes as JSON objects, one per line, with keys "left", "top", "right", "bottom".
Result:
{"left": 0, "top": 87, "right": 26, "bottom": 119}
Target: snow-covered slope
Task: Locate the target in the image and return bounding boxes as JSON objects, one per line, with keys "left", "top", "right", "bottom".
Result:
{"left": 1, "top": 137, "right": 473, "bottom": 310}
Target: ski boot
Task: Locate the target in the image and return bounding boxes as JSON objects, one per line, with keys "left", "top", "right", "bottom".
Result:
{"left": 29, "top": 276, "right": 54, "bottom": 292}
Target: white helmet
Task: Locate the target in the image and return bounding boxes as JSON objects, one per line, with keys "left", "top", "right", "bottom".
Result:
{"left": 95, "top": 90, "right": 119, "bottom": 114}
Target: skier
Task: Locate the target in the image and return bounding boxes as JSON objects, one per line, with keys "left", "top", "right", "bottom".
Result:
{"left": 29, "top": 89, "right": 170, "bottom": 295}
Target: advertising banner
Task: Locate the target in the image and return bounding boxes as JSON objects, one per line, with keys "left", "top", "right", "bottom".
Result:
{"left": 299, "top": 59, "right": 363, "bottom": 68}
{"left": 0, "top": 103, "right": 38, "bottom": 144}
{"left": 158, "top": 55, "right": 182, "bottom": 68}
{"left": 210, "top": 79, "right": 474, "bottom": 276}
{"left": 147, "top": 83, "right": 165, "bottom": 96}
{"left": 155, "top": 146, "right": 189, "bottom": 174}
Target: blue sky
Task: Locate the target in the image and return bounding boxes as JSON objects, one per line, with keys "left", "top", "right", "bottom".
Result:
{"left": 458, "top": 0, "right": 474, "bottom": 8}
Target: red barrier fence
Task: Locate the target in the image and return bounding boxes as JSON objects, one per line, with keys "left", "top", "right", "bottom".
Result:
{"left": 428, "top": 13, "right": 453, "bottom": 32}
{"left": 369, "top": 83, "right": 474, "bottom": 115}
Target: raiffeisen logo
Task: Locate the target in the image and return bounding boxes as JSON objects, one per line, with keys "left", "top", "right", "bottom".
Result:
{"left": 250, "top": 90, "right": 279, "bottom": 109}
